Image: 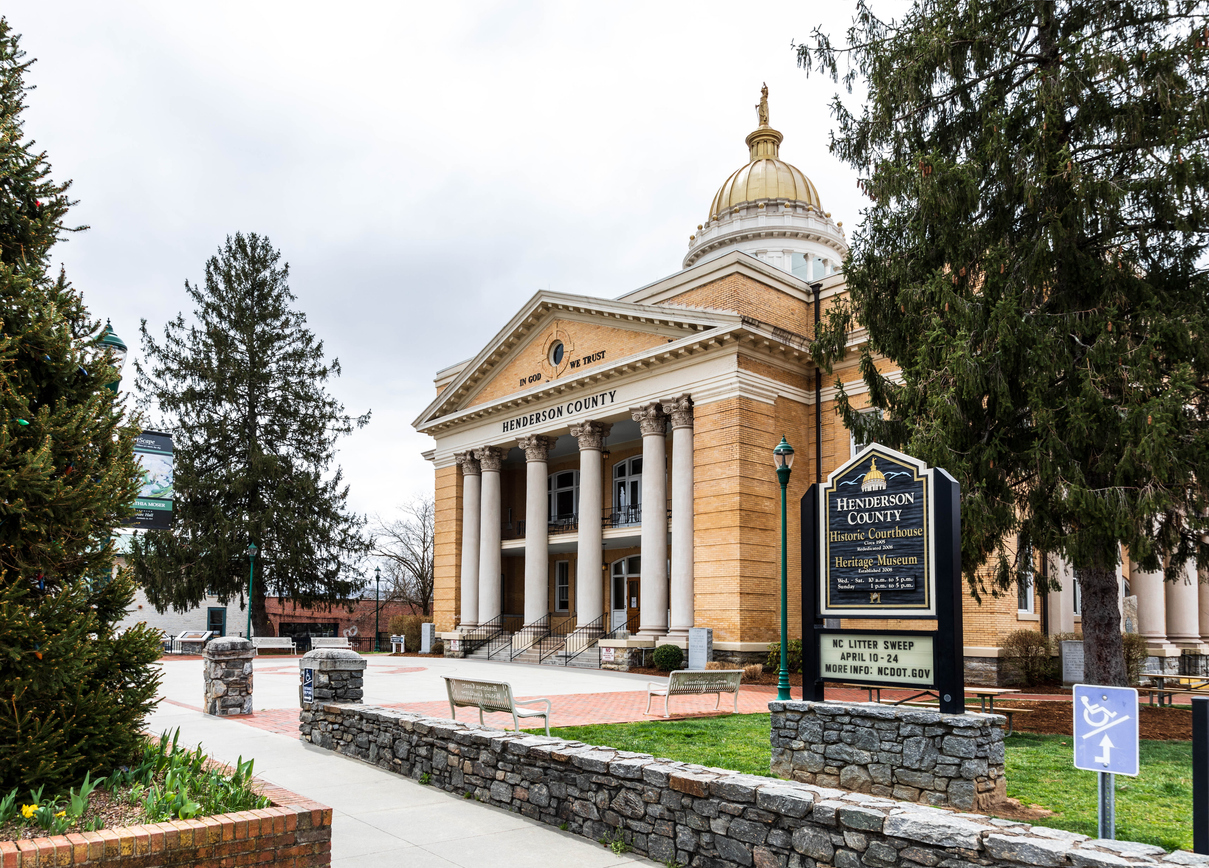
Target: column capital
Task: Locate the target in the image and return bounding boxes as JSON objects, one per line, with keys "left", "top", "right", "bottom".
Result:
{"left": 473, "top": 445, "right": 505, "bottom": 472}
{"left": 455, "top": 451, "right": 481, "bottom": 475}
{"left": 569, "top": 420, "right": 613, "bottom": 451}
{"left": 516, "top": 434, "right": 557, "bottom": 462}
{"left": 631, "top": 402, "right": 668, "bottom": 436}
{"left": 663, "top": 394, "right": 694, "bottom": 429}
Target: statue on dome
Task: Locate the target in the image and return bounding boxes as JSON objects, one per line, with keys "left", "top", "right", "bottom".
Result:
{"left": 756, "top": 83, "right": 769, "bottom": 126}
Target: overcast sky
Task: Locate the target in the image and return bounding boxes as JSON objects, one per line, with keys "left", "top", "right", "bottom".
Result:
{"left": 9, "top": 1, "right": 881, "bottom": 522}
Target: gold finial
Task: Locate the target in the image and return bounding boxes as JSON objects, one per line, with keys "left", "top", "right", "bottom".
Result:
{"left": 746, "top": 83, "right": 782, "bottom": 161}
{"left": 756, "top": 82, "right": 769, "bottom": 127}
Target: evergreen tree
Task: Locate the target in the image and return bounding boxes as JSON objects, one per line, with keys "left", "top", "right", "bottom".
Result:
{"left": 800, "top": 1, "right": 1209, "bottom": 684}
{"left": 129, "top": 233, "right": 371, "bottom": 634}
{"left": 0, "top": 18, "right": 161, "bottom": 791}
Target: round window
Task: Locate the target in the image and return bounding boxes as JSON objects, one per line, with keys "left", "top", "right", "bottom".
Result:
{"left": 549, "top": 341, "right": 565, "bottom": 366}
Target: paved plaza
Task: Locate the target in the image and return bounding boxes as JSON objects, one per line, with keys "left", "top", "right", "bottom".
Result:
{"left": 150, "top": 655, "right": 674, "bottom": 867}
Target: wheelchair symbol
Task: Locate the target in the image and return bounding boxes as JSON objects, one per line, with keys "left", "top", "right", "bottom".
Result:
{"left": 1079, "top": 694, "right": 1130, "bottom": 738}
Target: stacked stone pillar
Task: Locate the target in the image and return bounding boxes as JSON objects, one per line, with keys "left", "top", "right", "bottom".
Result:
{"left": 298, "top": 648, "right": 367, "bottom": 750}
{"left": 203, "top": 637, "right": 254, "bottom": 716}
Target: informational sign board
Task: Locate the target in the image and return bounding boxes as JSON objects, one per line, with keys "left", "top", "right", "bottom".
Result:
{"left": 130, "top": 430, "right": 174, "bottom": 529}
{"left": 803, "top": 443, "right": 965, "bottom": 712}
{"left": 1074, "top": 684, "right": 1139, "bottom": 776}
{"left": 302, "top": 668, "right": 314, "bottom": 703}
{"left": 1061, "top": 641, "right": 1085, "bottom": 686}
{"left": 819, "top": 445, "right": 936, "bottom": 618}
{"left": 819, "top": 632, "right": 936, "bottom": 687}
{"left": 688, "top": 628, "right": 713, "bottom": 670}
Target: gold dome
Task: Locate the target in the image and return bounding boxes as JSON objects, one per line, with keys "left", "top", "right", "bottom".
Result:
{"left": 861, "top": 458, "right": 888, "bottom": 492}
{"left": 707, "top": 91, "right": 822, "bottom": 218}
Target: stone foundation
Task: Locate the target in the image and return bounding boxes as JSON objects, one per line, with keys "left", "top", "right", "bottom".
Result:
{"left": 770, "top": 701, "right": 1005, "bottom": 812}
{"left": 202, "top": 637, "right": 253, "bottom": 716}
{"left": 298, "top": 700, "right": 1196, "bottom": 868}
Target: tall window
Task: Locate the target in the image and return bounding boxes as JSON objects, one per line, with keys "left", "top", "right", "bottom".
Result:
{"left": 1017, "top": 538, "right": 1035, "bottom": 614}
{"left": 1073, "top": 579, "right": 1082, "bottom": 616}
{"left": 548, "top": 470, "right": 579, "bottom": 522}
{"left": 555, "top": 561, "right": 570, "bottom": 612}
{"left": 613, "top": 456, "right": 643, "bottom": 525}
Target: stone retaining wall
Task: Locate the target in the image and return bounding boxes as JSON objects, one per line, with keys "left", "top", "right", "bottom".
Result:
{"left": 202, "top": 637, "right": 253, "bottom": 716}
{"left": 298, "top": 701, "right": 1200, "bottom": 868}
{"left": 770, "top": 702, "right": 1005, "bottom": 811}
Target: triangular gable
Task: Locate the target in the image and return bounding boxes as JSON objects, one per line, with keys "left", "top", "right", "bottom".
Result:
{"left": 413, "top": 290, "right": 733, "bottom": 428}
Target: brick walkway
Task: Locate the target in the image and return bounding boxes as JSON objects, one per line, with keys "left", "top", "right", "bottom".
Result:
{"left": 163, "top": 683, "right": 1072, "bottom": 738}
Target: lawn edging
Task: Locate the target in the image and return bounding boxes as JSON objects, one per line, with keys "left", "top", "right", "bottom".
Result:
{"left": 301, "top": 699, "right": 1201, "bottom": 868}
{"left": 0, "top": 773, "right": 331, "bottom": 867}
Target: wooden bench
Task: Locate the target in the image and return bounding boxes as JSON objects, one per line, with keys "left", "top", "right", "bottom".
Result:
{"left": 646, "top": 669, "right": 743, "bottom": 718}
{"left": 309, "top": 637, "right": 353, "bottom": 649}
{"left": 252, "top": 636, "right": 296, "bottom": 655}
{"left": 442, "top": 676, "right": 551, "bottom": 735}
{"left": 876, "top": 698, "right": 1034, "bottom": 735}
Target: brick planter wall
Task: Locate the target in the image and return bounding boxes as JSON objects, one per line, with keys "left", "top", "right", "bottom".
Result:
{"left": 0, "top": 774, "right": 330, "bottom": 867}
{"left": 770, "top": 701, "right": 1006, "bottom": 811}
{"left": 299, "top": 701, "right": 1198, "bottom": 868}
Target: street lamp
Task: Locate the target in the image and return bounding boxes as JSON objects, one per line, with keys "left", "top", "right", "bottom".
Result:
{"left": 99, "top": 320, "right": 127, "bottom": 393}
{"left": 773, "top": 437, "right": 795, "bottom": 701}
{"left": 246, "top": 542, "right": 258, "bottom": 639}
{"left": 374, "top": 566, "right": 381, "bottom": 653}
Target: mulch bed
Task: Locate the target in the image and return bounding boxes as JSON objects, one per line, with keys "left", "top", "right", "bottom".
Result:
{"left": 999, "top": 698, "right": 1191, "bottom": 740}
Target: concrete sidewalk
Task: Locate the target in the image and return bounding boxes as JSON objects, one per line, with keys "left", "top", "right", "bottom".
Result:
{"left": 147, "top": 699, "right": 655, "bottom": 867}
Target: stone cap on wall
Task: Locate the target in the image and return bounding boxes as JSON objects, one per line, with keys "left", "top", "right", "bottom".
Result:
{"left": 203, "top": 637, "right": 254, "bottom": 658}
{"left": 300, "top": 648, "right": 367, "bottom": 671}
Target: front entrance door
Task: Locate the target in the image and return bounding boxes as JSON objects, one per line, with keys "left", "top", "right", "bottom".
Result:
{"left": 610, "top": 555, "right": 640, "bottom": 631}
{"left": 207, "top": 607, "right": 226, "bottom": 637}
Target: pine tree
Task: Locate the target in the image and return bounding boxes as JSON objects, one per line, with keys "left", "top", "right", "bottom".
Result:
{"left": 0, "top": 17, "right": 161, "bottom": 792}
{"left": 800, "top": 1, "right": 1209, "bottom": 684}
{"left": 129, "top": 233, "right": 371, "bottom": 634}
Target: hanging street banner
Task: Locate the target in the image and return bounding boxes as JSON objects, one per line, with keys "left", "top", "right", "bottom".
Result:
{"left": 802, "top": 442, "right": 965, "bottom": 712}
{"left": 819, "top": 444, "right": 935, "bottom": 618}
{"left": 130, "top": 430, "right": 174, "bottom": 530}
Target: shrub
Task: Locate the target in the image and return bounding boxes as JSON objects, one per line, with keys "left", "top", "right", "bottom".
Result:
{"left": 1123, "top": 632, "right": 1149, "bottom": 686}
{"left": 386, "top": 613, "right": 433, "bottom": 653}
{"left": 742, "top": 663, "right": 763, "bottom": 682}
{"left": 653, "top": 644, "right": 683, "bottom": 671}
{"left": 1002, "top": 629, "right": 1053, "bottom": 685}
{"left": 765, "top": 639, "right": 803, "bottom": 674}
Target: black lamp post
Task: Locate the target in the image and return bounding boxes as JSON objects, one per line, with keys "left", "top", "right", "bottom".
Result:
{"left": 99, "top": 320, "right": 127, "bottom": 393}
{"left": 774, "top": 437, "right": 795, "bottom": 701}
{"left": 374, "top": 566, "right": 381, "bottom": 652}
{"left": 246, "top": 542, "right": 258, "bottom": 639}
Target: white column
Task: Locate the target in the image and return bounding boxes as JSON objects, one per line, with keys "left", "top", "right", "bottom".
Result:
{"left": 1046, "top": 555, "right": 1076, "bottom": 635}
{"left": 455, "top": 452, "right": 481, "bottom": 628}
{"left": 633, "top": 402, "right": 669, "bottom": 638}
{"left": 665, "top": 395, "right": 694, "bottom": 638}
{"left": 1200, "top": 536, "right": 1209, "bottom": 644}
{"left": 518, "top": 435, "right": 556, "bottom": 624}
{"left": 1166, "top": 559, "right": 1208, "bottom": 652}
{"left": 474, "top": 446, "right": 504, "bottom": 624}
{"left": 570, "top": 421, "right": 610, "bottom": 626}
{"left": 1131, "top": 561, "right": 1177, "bottom": 654}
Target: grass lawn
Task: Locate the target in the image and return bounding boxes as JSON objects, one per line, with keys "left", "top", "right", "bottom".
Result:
{"left": 549, "top": 717, "right": 1193, "bottom": 852}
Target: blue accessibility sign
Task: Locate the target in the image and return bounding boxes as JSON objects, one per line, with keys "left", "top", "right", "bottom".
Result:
{"left": 1073, "top": 684, "right": 1139, "bottom": 777}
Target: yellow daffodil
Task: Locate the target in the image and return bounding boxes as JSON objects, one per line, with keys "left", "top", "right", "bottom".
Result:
{"left": 21, "top": 803, "right": 37, "bottom": 818}
{"left": 55, "top": 810, "right": 66, "bottom": 818}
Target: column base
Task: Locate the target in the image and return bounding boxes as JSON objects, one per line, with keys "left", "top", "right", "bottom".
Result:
{"left": 1170, "top": 638, "right": 1209, "bottom": 654}
{"left": 637, "top": 629, "right": 668, "bottom": 643}
{"left": 1144, "top": 638, "right": 1181, "bottom": 656}
{"left": 665, "top": 627, "right": 691, "bottom": 640}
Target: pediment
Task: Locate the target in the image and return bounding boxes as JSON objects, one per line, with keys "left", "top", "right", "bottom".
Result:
{"left": 414, "top": 291, "right": 734, "bottom": 428}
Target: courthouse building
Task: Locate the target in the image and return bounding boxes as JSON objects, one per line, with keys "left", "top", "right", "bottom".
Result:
{"left": 412, "top": 93, "right": 1207, "bottom": 681}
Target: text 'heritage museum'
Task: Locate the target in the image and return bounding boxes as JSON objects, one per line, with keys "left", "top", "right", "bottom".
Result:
{"left": 412, "top": 92, "right": 1207, "bottom": 682}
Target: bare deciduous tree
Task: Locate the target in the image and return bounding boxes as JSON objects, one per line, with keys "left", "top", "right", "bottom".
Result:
{"left": 373, "top": 496, "right": 435, "bottom": 615}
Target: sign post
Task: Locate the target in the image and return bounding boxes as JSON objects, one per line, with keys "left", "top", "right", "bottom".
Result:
{"left": 1193, "top": 697, "right": 1208, "bottom": 854}
{"left": 801, "top": 444, "right": 964, "bottom": 712}
{"left": 1073, "top": 684, "right": 1139, "bottom": 839}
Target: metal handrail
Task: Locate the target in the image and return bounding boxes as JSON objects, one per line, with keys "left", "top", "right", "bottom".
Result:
{"left": 461, "top": 613, "right": 504, "bottom": 655}
{"left": 535, "top": 613, "right": 580, "bottom": 663}
{"left": 486, "top": 614, "right": 524, "bottom": 659}
{"left": 602, "top": 613, "right": 640, "bottom": 641}
{"left": 510, "top": 614, "right": 551, "bottom": 660}
{"left": 559, "top": 613, "right": 608, "bottom": 666}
